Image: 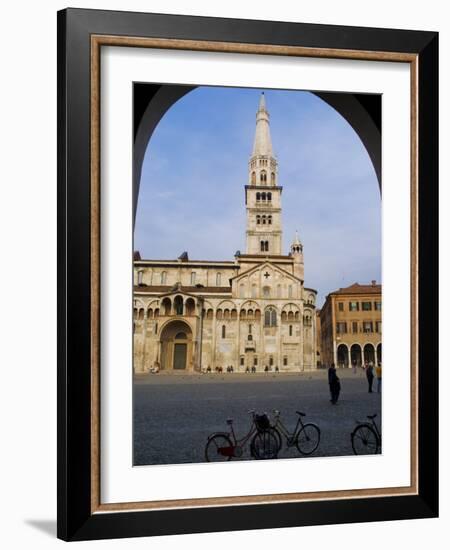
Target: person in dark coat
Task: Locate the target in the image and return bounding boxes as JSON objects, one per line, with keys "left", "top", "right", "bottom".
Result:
{"left": 366, "top": 362, "right": 375, "bottom": 393}
{"left": 328, "top": 363, "right": 341, "bottom": 404}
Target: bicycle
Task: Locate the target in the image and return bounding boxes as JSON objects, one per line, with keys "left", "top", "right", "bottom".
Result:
{"left": 351, "top": 413, "right": 381, "bottom": 455}
{"left": 270, "top": 410, "right": 321, "bottom": 456}
{"left": 205, "top": 410, "right": 279, "bottom": 462}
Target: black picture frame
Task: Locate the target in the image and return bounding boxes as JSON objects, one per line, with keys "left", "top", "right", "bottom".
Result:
{"left": 57, "top": 8, "right": 438, "bottom": 541}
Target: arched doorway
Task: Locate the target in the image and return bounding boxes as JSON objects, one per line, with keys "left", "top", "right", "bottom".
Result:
{"left": 363, "top": 343, "right": 375, "bottom": 365}
{"left": 159, "top": 320, "right": 193, "bottom": 371}
{"left": 350, "top": 344, "right": 362, "bottom": 367}
{"left": 377, "top": 343, "right": 382, "bottom": 365}
{"left": 337, "top": 344, "right": 349, "bottom": 368}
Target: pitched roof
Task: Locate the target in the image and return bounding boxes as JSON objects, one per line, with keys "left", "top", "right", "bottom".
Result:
{"left": 330, "top": 282, "right": 382, "bottom": 295}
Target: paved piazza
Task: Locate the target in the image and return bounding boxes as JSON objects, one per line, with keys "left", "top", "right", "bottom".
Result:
{"left": 133, "top": 369, "right": 382, "bottom": 465}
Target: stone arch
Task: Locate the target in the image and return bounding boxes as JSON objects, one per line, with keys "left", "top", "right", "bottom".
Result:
{"left": 363, "top": 343, "right": 376, "bottom": 365}
{"left": 159, "top": 319, "right": 193, "bottom": 371}
{"left": 173, "top": 295, "right": 184, "bottom": 315}
{"left": 185, "top": 297, "right": 196, "bottom": 316}
{"left": 161, "top": 297, "right": 172, "bottom": 316}
{"left": 337, "top": 343, "right": 349, "bottom": 368}
{"left": 350, "top": 343, "right": 362, "bottom": 366}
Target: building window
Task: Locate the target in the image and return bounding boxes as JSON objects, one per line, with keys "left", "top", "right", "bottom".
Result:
{"left": 264, "top": 307, "right": 277, "bottom": 327}
{"left": 265, "top": 241, "right": 269, "bottom": 251}
{"left": 271, "top": 172, "right": 275, "bottom": 185}
{"left": 363, "top": 321, "right": 373, "bottom": 333}
{"left": 283, "top": 356, "right": 288, "bottom": 366}
{"left": 161, "top": 271, "right": 167, "bottom": 284}
{"left": 267, "top": 192, "right": 272, "bottom": 201}
{"left": 240, "top": 356, "right": 245, "bottom": 366}
{"left": 251, "top": 171, "right": 256, "bottom": 184}
{"left": 362, "top": 301, "right": 372, "bottom": 311}
{"left": 263, "top": 286, "right": 270, "bottom": 298}
{"left": 338, "top": 302, "right": 344, "bottom": 311}
{"left": 349, "top": 301, "right": 359, "bottom": 311}
{"left": 247, "top": 334, "right": 253, "bottom": 341}
{"left": 375, "top": 301, "right": 382, "bottom": 311}
{"left": 268, "top": 215, "right": 272, "bottom": 225}
{"left": 137, "top": 271, "right": 143, "bottom": 285}
{"left": 288, "top": 285, "right": 293, "bottom": 298}
{"left": 216, "top": 273, "right": 221, "bottom": 286}
{"left": 260, "top": 241, "right": 265, "bottom": 252}
{"left": 352, "top": 321, "right": 358, "bottom": 333}
{"left": 154, "top": 323, "right": 158, "bottom": 334}
{"left": 336, "top": 322, "right": 347, "bottom": 334}
{"left": 256, "top": 192, "right": 261, "bottom": 202}
{"left": 269, "top": 356, "right": 274, "bottom": 366}
{"left": 289, "top": 325, "right": 293, "bottom": 336}
{"left": 248, "top": 324, "right": 252, "bottom": 334}
{"left": 191, "top": 272, "right": 196, "bottom": 285}
{"left": 260, "top": 170, "right": 267, "bottom": 184}
{"left": 262, "top": 215, "right": 266, "bottom": 224}
{"left": 222, "top": 325, "right": 226, "bottom": 338}
{"left": 256, "top": 215, "right": 261, "bottom": 225}
{"left": 254, "top": 357, "right": 258, "bottom": 366}
{"left": 376, "top": 321, "right": 382, "bottom": 333}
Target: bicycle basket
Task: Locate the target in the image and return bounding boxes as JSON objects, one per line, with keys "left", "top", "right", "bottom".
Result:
{"left": 255, "top": 413, "right": 271, "bottom": 431}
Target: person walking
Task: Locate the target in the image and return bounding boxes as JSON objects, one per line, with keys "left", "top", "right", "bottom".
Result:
{"left": 376, "top": 363, "right": 382, "bottom": 393}
{"left": 328, "top": 363, "right": 341, "bottom": 404}
{"left": 366, "top": 362, "right": 375, "bottom": 393}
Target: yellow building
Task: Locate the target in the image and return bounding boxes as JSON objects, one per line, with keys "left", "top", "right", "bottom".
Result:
{"left": 319, "top": 282, "right": 381, "bottom": 368}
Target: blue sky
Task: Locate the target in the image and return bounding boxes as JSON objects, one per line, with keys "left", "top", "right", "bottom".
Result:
{"left": 134, "top": 86, "right": 381, "bottom": 307}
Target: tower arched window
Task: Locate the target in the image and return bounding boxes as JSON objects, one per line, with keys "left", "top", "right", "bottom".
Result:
{"left": 222, "top": 325, "right": 226, "bottom": 339}
{"left": 256, "top": 215, "right": 261, "bottom": 225}
{"left": 264, "top": 307, "right": 277, "bottom": 327}
{"left": 216, "top": 273, "right": 221, "bottom": 286}
{"left": 260, "top": 170, "right": 267, "bottom": 184}
{"left": 261, "top": 192, "right": 266, "bottom": 201}
{"left": 263, "top": 286, "right": 270, "bottom": 298}
{"left": 264, "top": 241, "right": 269, "bottom": 252}
{"left": 256, "top": 192, "right": 261, "bottom": 202}
{"left": 268, "top": 215, "right": 272, "bottom": 225}
{"left": 267, "top": 192, "right": 272, "bottom": 202}
{"left": 289, "top": 325, "right": 293, "bottom": 336}
{"left": 271, "top": 172, "right": 275, "bottom": 185}
{"left": 260, "top": 241, "right": 265, "bottom": 252}
{"left": 161, "top": 271, "right": 167, "bottom": 285}
{"left": 262, "top": 215, "right": 266, "bottom": 224}
{"left": 251, "top": 171, "right": 256, "bottom": 184}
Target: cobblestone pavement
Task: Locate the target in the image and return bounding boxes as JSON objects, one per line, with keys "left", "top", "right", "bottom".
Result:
{"left": 133, "top": 369, "right": 382, "bottom": 465}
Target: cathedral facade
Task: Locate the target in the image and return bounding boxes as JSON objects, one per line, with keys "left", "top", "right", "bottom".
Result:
{"left": 133, "top": 94, "right": 317, "bottom": 373}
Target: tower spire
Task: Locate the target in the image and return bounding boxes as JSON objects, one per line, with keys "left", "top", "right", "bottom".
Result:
{"left": 245, "top": 93, "right": 283, "bottom": 256}
{"left": 252, "top": 92, "right": 273, "bottom": 157}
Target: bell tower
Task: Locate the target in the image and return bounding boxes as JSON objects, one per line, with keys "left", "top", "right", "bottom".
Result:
{"left": 245, "top": 93, "right": 283, "bottom": 255}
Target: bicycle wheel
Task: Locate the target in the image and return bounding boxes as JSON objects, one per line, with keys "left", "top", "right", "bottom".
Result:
{"left": 205, "top": 433, "right": 234, "bottom": 462}
{"left": 351, "top": 424, "right": 379, "bottom": 455}
{"left": 295, "top": 423, "right": 321, "bottom": 455}
{"left": 251, "top": 430, "right": 279, "bottom": 460}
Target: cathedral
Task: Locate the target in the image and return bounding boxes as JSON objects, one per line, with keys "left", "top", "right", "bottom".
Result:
{"left": 133, "top": 93, "right": 317, "bottom": 373}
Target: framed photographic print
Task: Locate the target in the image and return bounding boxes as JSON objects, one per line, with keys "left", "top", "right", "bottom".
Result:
{"left": 57, "top": 8, "right": 438, "bottom": 541}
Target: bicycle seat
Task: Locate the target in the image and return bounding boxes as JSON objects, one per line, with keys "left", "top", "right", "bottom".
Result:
{"left": 367, "top": 414, "right": 377, "bottom": 420}
{"left": 296, "top": 411, "right": 306, "bottom": 417}
{"left": 226, "top": 418, "right": 234, "bottom": 425}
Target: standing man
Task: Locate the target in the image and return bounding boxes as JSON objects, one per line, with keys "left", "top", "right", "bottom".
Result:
{"left": 376, "top": 363, "right": 382, "bottom": 393}
{"left": 366, "top": 362, "right": 375, "bottom": 393}
{"left": 328, "top": 363, "right": 341, "bottom": 404}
